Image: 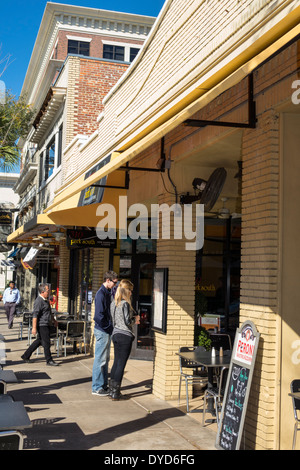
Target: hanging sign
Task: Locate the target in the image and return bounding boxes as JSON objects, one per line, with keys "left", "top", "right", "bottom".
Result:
{"left": 0, "top": 211, "right": 12, "bottom": 226}
{"left": 216, "top": 320, "right": 260, "bottom": 450}
{"left": 78, "top": 154, "right": 111, "bottom": 207}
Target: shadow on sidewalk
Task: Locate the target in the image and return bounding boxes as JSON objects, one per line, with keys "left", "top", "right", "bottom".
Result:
{"left": 24, "top": 405, "right": 187, "bottom": 450}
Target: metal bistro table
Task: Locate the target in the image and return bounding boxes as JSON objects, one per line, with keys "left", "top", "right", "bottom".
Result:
{"left": 0, "top": 370, "right": 18, "bottom": 384}
{"left": 0, "top": 401, "right": 32, "bottom": 431}
{"left": 177, "top": 349, "right": 231, "bottom": 415}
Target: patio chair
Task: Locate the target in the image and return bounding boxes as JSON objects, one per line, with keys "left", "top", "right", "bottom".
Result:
{"left": 0, "top": 393, "right": 14, "bottom": 403}
{"left": 178, "top": 346, "right": 208, "bottom": 413}
{"left": 209, "top": 333, "right": 232, "bottom": 351}
{"left": 290, "top": 379, "right": 300, "bottom": 450}
{"left": 202, "top": 366, "right": 228, "bottom": 426}
{"left": 0, "top": 380, "right": 7, "bottom": 394}
{"left": 60, "top": 321, "right": 86, "bottom": 357}
{"left": 18, "top": 311, "right": 32, "bottom": 343}
{"left": 0, "top": 431, "right": 24, "bottom": 450}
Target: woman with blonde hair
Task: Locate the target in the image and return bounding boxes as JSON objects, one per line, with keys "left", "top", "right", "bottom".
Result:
{"left": 109, "top": 279, "right": 140, "bottom": 400}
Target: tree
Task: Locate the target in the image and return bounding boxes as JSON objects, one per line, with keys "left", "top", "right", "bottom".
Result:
{"left": 0, "top": 91, "right": 35, "bottom": 171}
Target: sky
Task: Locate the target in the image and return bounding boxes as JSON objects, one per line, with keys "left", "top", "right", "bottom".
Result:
{"left": 0, "top": 0, "right": 165, "bottom": 97}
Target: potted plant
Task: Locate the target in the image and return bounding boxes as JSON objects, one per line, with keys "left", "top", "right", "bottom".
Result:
{"left": 197, "top": 326, "right": 212, "bottom": 351}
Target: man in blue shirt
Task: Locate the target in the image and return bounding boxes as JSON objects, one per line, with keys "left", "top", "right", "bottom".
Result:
{"left": 92, "top": 270, "right": 118, "bottom": 396}
{"left": 3, "top": 281, "right": 21, "bottom": 329}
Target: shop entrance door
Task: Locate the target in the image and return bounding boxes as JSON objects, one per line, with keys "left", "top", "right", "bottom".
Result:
{"left": 130, "top": 255, "right": 156, "bottom": 360}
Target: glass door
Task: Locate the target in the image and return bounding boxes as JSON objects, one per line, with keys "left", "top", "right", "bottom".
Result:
{"left": 112, "top": 234, "right": 157, "bottom": 360}
{"left": 130, "top": 255, "right": 156, "bottom": 360}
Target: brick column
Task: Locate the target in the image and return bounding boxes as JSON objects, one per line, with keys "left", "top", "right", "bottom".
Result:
{"left": 152, "top": 194, "right": 196, "bottom": 401}
{"left": 240, "top": 109, "right": 280, "bottom": 449}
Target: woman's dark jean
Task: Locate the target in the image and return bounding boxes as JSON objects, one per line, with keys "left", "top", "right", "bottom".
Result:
{"left": 111, "top": 333, "right": 134, "bottom": 384}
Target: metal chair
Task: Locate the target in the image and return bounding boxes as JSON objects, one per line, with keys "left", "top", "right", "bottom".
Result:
{"left": 0, "top": 379, "right": 7, "bottom": 394}
{"left": 290, "top": 379, "right": 300, "bottom": 450}
{"left": 0, "top": 431, "right": 24, "bottom": 450}
{"left": 60, "top": 321, "right": 86, "bottom": 357}
{"left": 178, "top": 346, "right": 208, "bottom": 413}
{"left": 202, "top": 366, "right": 228, "bottom": 426}
{"left": 18, "top": 311, "right": 33, "bottom": 343}
{"left": 209, "top": 333, "right": 232, "bottom": 351}
{"left": 0, "top": 380, "right": 14, "bottom": 403}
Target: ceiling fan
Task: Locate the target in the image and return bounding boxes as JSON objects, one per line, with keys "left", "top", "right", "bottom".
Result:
{"left": 180, "top": 167, "right": 227, "bottom": 212}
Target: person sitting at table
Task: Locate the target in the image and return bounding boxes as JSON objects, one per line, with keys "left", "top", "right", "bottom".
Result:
{"left": 109, "top": 279, "right": 140, "bottom": 401}
{"left": 21, "top": 283, "right": 58, "bottom": 366}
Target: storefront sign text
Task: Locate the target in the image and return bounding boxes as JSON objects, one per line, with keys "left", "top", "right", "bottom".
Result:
{"left": 66, "top": 229, "right": 116, "bottom": 249}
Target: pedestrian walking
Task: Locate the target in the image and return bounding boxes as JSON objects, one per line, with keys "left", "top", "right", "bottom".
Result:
{"left": 92, "top": 270, "right": 118, "bottom": 396}
{"left": 21, "top": 283, "right": 58, "bottom": 366}
{"left": 109, "top": 279, "right": 140, "bottom": 401}
{"left": 3, "top": 281, "right": 21, "bottom": 329}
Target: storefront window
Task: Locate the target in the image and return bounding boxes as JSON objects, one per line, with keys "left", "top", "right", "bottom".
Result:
{"left": 196, "top": 218, "right": 241, "bottom": 335}
{"left": 80, "top": 249, "right": 93, "bottom": 321}
{"left": 136, "top": 238, "right": 156, "bottom": 254}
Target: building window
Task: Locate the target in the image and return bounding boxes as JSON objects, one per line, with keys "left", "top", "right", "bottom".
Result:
{"left": 68, "top": 40, "right": 90, "bottom": 56}
{"left": 103, "top": 43, "right": 141, "bottom": 62}
{"left": 57, "top": 124, "right": 63, "bottom": 168}
{"left": 130, "top": 48, "right": 140, "bottom": 62}
{"left": 103, "top": 44, "right": 125, "bottom": 61}
{"left": 45, "top": 137, "right": 55, "bottom": 180}
{"left": 41, "top": 124, "right": 63, "bottom": 184}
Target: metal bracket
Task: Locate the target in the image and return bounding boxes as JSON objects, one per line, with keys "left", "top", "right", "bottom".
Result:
{"left": 183, "top": 74, "right": 256, "bottom": 129}
{"left": 120, "top": 137, "right": 167, "bottom": 172}
{"left": 91, "top": 138, "right": 167, "bottom": 190}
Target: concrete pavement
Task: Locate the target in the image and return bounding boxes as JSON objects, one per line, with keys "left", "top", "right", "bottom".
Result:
{"left": 0, "top": 306, "right": 217, "bottom": 451}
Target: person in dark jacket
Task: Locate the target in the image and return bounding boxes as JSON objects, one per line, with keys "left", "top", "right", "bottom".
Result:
{"left": 21, "top": 283, "right": 58, "bottom": 366}
{"left": 92, "top": 271, "right": 118, "bottom": 396}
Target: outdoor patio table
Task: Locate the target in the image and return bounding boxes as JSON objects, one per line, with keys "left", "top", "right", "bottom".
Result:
{"left": 176, "top": 349, "right": 231, "bottom": 415}
{"left": 0, "top": 401, "right": 32, "bottom": 431}
{"left": 0, "top": 370, "right": 18, "bottom": 384}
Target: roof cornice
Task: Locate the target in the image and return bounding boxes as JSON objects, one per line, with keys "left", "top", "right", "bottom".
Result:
{"left": 21, "top": 2, "right": 156, "bottom": 105}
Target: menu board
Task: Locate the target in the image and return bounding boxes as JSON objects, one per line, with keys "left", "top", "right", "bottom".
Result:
{"left": 216, "top": 321, "right": 260, "bottom": 450}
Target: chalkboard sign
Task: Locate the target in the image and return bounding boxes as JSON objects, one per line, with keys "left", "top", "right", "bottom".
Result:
{"left": 216, "top": 321, "right": 260, "bottom": 450}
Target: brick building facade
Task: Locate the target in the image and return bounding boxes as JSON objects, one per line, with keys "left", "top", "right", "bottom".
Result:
{"left": 8, "top": 0, "right": 300, "bottom": 450}
{"left": 9, "top": 3, "right": 155, "bottom": 308}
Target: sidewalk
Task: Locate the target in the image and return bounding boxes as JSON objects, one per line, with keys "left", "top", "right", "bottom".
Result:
{"left": 0, "top": 306, "right": 217, "bottom": 451}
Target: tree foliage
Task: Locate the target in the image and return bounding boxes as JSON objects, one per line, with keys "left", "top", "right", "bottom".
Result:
{"left": 0, "top": 91, "right": 35, "bottom": 171}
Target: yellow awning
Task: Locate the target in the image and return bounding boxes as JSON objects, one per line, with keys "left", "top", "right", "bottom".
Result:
{"left": 7, "top": 167, "right": 127, "bottom": 244}
{"left": 45, "top": 17, "right": 300, "bottom": 216}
